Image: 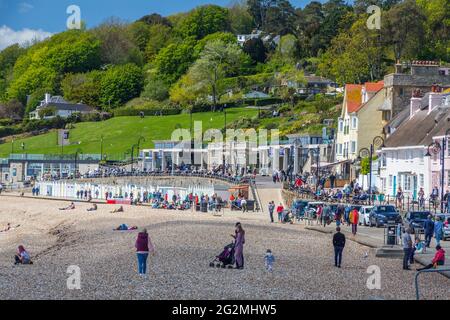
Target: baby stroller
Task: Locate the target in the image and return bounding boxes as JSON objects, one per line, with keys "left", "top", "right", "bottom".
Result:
{"left": 209, "top": 242, "right": 235, "bottom": 268}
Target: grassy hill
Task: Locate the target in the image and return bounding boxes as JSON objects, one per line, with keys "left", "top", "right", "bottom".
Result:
{"left": 0, "top": 107, "right": 258, "bottom": 159}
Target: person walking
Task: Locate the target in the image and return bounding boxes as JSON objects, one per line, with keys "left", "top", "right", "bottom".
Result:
{"left": 241, "top": 198, "right": 248, "bottom": 213}
{"left": 418, "top": 188, "right": 425, "bottom": 209}
{"left": 423, "top": 215, "right": 435, "bottom": 248}
{"left": 232, "top": 222, "right": 245, "bottom": 269}
{"left": 268, "top": 201, "right": 275, "bottom": 223}
{"left": 135, "top": 228, "right": 155, "bottom": 277}
{"left": 335, "top": 205, "right": 344, "bottom": 227}
{"left": 332, "top": 227, "right": 346, "bottom": 268}
{"left": 402, "top": 228, "right": 413, "bottom": 270}
{"left": 344, "top": 205, "right": 351, "bottom": 226}
{"left": 350, "top": 207, "right": 359, "bottom": 236}
{"left": 276, "top": 203, "right": 284, "bottom": 222}
{"left": 434, "top": 216, "right": 444, "bottom": 246}
{"left": 322, "top": 204, "right": 331, "bottom": 227}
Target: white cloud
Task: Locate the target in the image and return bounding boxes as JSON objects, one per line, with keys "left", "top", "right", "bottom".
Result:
{"left": 18, "top": 2, "right": 34, "bottom": 13}
{"left": 0, "top": 25, "right": 52, "bottom": 50}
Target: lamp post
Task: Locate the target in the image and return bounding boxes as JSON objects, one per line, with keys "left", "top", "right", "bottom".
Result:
{"left": 357, "top": 136, "right": 384, "bottom": 205}
{"left": 222, "top": 105, "right": 227, "bottom": 175}
{"left": 426, "top": 129, "right": 450, "bottom": 212}
{"left": 136, "top": 136, "right": 146, "bottom": 171}
{"left": 100, "top": 135, "right": 104, "bottom": 161}
{"left": 131, "top": 144, "right": 138, "bottom": 173}
{"left": 21, "top": 142, "right": 26, "bottom": 182}
{"left": 309, "top": 146, "right": 320, "bottom": 188}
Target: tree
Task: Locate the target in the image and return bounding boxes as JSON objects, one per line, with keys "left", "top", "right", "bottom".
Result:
{"left": 0, "top": 99, "right": 24, "bottom": 120}
{"left": 186, "top": 40, "right": 250, "bottom": 110}
{"left": 229, "top": 1, "right": 255, "bottom": 34}
{"left": 144, "top": 24, "right": 173, "bottom": 60}
{"left": 417, "top": 0, "right": 450, "bottom": 61}
{"left": 61, "top": 70, "right": 103, "bottom": 108}
{"left": 128, "top": 21, "right": 153, "bottom": 52}
{"left": 383, "top": 0, "right": 426, "bottom": 61}
{"left": 175, "top": 5, "right": 230, "bottom": 39}
{"left": 0, "top": 44, "right": 26, "bottom": 79}
{"left": 318, "top": 17, "right": 387, "bottom": 84}
{"left": 243, "top": 38, "right": 267, "bottom": 63}
{"left": 141, "top": 76, "right": 170, "bottom": 101}
{"left": 247, "top": 0, "right": 273, "bottom": 30}
{"left": 169, "top": 74, "right": 200, "bottom": 108}
{"left": 278, "top": 34, "right": 299, "bottom": 61}
{"left": 100, "top": 64, "right": 144, "bottom": 109}
{"left": 265, "top": 0, "right": 296, "bottom": 35}
{"left": 7, "top": 66, "right": 58, "bottom": 105}
{"left": 153, "top": 38, "right": 197, "bottom": 84}
{"left": 92, "top": 18, "right": 143, "bottom": 66}
{"left": 138, "top": 13, "right": 172, "bottom": 27}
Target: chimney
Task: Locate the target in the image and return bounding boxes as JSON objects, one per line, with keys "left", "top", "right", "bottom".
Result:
{"left": 45, "top": 93, "right": 51, "bottom": 104}
{"left": 395, "top": 60, "right": 402, "bottom": 74}
{"left": 428, "top": 92, "right": 443, "bottom": 114}
{"left": 410, "top": 97, "right": 421, "bottom": 119}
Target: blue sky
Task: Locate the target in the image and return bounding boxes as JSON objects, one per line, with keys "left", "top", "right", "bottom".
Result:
{"left": 0, "top": 0, "right": 352, "bottom": 49}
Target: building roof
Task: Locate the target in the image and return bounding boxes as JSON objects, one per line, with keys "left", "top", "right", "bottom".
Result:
{"left": 345, "top": 84, "right": 363, "bottom": 113}
{"left": 384, "top": 96, "right": 450, "bottom": 148}
{"left": 36, "top": 102, "right": 94, "bottom": 112}
{"left": 364, "top": 81, "right": 384, "bottom": 92}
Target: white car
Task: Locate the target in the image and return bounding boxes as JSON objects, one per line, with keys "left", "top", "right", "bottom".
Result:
{"left": 359, "top": 206, "right": 374, "bottom": 226}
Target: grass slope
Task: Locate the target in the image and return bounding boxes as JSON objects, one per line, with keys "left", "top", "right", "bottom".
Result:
{"left": 0, "top": 108, "right": 258, "bottom": 158}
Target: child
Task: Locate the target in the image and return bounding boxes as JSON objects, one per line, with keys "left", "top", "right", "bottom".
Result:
{"left": 264, "top": 249, "right": 275, "bottom": 272}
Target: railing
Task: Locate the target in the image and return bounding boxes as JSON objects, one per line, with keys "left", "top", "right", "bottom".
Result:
{"left": 285, "top": 186, "right": 444, "bottom": 214}
{"left": 9, "top": 153, "right": 101, "bottom": 161}
{"left": 415, "top": 268, "right": 450, "bottom": 300}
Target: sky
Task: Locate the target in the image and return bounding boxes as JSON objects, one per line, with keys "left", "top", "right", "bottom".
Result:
{"left": 0, "top": 0, "right": 351, "bottom": 50}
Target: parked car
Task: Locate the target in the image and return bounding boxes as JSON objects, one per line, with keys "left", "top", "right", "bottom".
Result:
{"left": 405, "top": 211, "right": 431, "bottom": 232}
{"left": 358, "top": 206, "right": 374, "bottom": 226}
{"left": 436, "top": 213, "right": 450, "bottom": 241}
{"left": 369, "top": 205, "right": 402, "bottom": 227}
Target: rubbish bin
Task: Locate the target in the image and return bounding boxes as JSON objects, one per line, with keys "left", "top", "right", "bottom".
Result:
{"left": 201, "top": 202, "right": 208, "bottom": 212}
{"left": 195, "top": 204, "right": 201, "bottom": 212}
{"left": 246, "top": 200, "right": 255, "bottom": 211}
{"left": 386, "top": 224, "right": 397, "bottom": 245}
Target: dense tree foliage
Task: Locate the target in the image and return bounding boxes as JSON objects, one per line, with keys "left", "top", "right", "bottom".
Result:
{"left": 100, "top": 64, "right": 144, "bottom": 109}
{"left": 175, "top": 5, "right": 230, "bottom": 39}
{"left": 0, "top": 0, "right": 448, "bottom": 125}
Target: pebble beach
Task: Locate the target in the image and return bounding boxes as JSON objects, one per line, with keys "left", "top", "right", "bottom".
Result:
{"left": 0, "top": 195, "right": 448, "bottom": 300}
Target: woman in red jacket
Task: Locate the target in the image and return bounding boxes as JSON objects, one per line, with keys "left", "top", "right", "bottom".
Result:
{"left": 417, "top": 245, "right": 445, "bottom": 271}
{"left": 135, "top": 228, "right": 155, "bottom": 277}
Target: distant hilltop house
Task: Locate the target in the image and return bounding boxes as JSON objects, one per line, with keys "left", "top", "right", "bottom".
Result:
{"left": 29, "top": 93, "right": 95, "bottom": 120}
{"left": 237, "top": 30, "right": 280, "bottom": 48}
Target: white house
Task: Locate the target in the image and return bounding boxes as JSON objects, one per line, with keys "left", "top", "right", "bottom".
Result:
{"left": 377, "top": 91, "right": 450, "bottom": 199}
{"left": 29, "top": 93, "right": 95, "bottom": 120}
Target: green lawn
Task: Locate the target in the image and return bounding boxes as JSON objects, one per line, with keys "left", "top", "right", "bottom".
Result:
{"left": 0, "top": 108, "right": 258, "bottom": 159}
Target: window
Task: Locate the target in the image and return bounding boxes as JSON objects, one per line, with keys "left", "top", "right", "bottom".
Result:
{"left": 338, "top": 144, "right": 343, "bottom": 155}
{"left": 351, "top": 141, "right": 356, "bottom": 153}
{"left": 419, "top": 174, "right": 424, "bottom": 187}
{"left": 389, "top": 175, "right": 393, "bottom": 187}
{"left": 338, "top": 120, "right": 343, "bottom": 132}
{"left": 351, "top": 117, "right": 358, "bottom": 129}
{"left": 404, "top": 175, "right": 411, "bottom": 191}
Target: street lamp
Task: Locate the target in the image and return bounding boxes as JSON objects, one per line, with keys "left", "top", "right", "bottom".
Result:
{"left": 222, "top": 105, "right": 227, "bottom": 175}
{"left": 137, "top": 136, "right": 146, "bottom": 159}
{"left": 131, "top": 144, "right": 138, "bottom": 172}
{"left": 357, "top": 136, "right": 384, "bottom": 205}
{"left": 427, "top": 129, "right": 450, "bottom": 212}
{"left": 309, "top": 146, "right": 320, "bottom": 188}
{"left": 100, "top": 135, "right": 104, "bottom": 161}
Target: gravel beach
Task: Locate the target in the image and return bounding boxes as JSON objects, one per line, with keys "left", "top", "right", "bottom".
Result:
{"left": 0, "top": 196, "right": 448, "bottom": 300}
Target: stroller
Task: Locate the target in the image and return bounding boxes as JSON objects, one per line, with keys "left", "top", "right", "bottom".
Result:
{"left": 209, "top": 242, "right": 235, "bottom": 268}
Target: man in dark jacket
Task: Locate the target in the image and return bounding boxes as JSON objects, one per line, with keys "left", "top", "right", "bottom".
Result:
{"left": 332, "top": 227, "right": 346, "bottom": 268}
{"left": 423, "top": 215, "right": 435, "bottom": 248}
